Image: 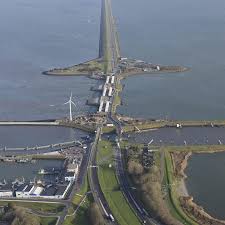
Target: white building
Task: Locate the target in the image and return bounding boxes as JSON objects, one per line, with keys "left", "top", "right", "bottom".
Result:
{"left": 29, "top": 186, "right": 44, "bottom": 197}
{"left": 65, "top": 172, "right": 76, "bottom": 182}
{"left": 0, "top": 184, "right": 13, "bottom": 197}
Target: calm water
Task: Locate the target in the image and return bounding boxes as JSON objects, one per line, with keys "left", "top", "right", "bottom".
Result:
{"left": 124, "top": 127, "right": 225, "bottom": 146}
{"left": 2, "top": 0, "right": 225, "bottom": 216}
{"left": 0, "top": 0, "right": 101, "bottom": 120}
{"left": 0, "top": 159, "right": 63, "bottom": 182}
{"left": 0, "top": 126, "right": 88, "bottom": 148}
{"left": 114, "top": 0, "right": 225, "bottom": 120}
{"left": 186, "top": 152, "right": 225, "bottom": 220}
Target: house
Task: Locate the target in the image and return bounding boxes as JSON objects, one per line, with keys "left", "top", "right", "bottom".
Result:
{"left": 65, "top": 172, "right": 76, "bottom": 182}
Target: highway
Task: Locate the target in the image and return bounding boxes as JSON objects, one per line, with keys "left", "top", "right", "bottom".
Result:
{"left": 88, "top": 127, "right": 116, "bottom": 224}
{"left": 0, "top": 1, "right": 162, "bottom": 224}
{"left": 109, "top": 110, "right": 162, "bottom": 225}
{"left": 91, "top": 0, "right": 163, "bottom": 224}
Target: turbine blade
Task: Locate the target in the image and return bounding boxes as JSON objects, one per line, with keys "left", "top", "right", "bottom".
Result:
{"left": 71, "top": 101, "right": 76, "bottom": 107}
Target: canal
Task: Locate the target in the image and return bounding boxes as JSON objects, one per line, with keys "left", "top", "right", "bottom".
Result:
{"left": 124, "top": 127, "right": 225, "bottom": 146}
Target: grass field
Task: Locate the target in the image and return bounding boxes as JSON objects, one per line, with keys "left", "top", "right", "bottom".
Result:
{"left": 122, "top": 120, "right": 225, "bottom": 133}
{"left": 164, "top": 150, "right": 198, "bottom": 225}
{"left": 63, "top": 197, "right": 92, "bottom": 225}
{"left": 40, "top": 217, "right": 57, "bottom": 225}
{"left": 0, "top": 201, "right": 65, "bottom": 214}
{"left": 63, "top": 175, "right": 92, "bottom": 225}
{"left": 97, "top": 140, "right": 142, "bottom": 225}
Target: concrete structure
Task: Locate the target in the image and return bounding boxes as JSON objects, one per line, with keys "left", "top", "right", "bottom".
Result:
{"left": 111, "top": 76, "right": 115, "bottom": 84}
{"left": 108, "top": 87, "right": 113, "bottom": 97}
{"left": 102, "top": 86, "right": 107, "bottom": 97}
{"left": 98, "top": 101, "right": 104, "bottom": 112}
{"left": 106, "top": 76, "right": 110, "bottom": 84}
{"left": 1, "top": 140, "right": 81, "bottom": 152}
{"left": 105, "top": 101, "right": 110, "bottom": 112}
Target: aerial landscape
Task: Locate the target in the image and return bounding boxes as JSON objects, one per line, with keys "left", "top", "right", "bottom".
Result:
{"left": 1, "top": 0, "right": 225, "bottom": 225}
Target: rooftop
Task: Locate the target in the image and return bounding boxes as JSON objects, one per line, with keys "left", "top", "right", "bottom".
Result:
{"left": 55, "top": 185, "right": 68, "bottom": 196}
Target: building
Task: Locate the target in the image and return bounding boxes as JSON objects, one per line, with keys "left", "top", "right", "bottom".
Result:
{"left": 67, "top": 162, "right": 79, "bottom": 173}
{"left": 15, "top": 184, "right": 34, "bottom": 198}
{"left": 29, "top": 186, "right": 44, "bottom": 197}
{"left": 0, "top": 184, "right": 12, "bottom": 197}
{"left": 40, "top": 184, "right": 70, "bottom": 199}
{"left": 65, "top": 172, "right": 76, "bottom": 182}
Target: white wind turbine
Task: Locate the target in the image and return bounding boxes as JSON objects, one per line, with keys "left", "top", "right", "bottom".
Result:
{"left": 64, "top": 92, "right": 76, "bottom": 121}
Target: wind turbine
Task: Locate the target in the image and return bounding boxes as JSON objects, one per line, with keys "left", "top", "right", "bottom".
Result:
{"left": 64, "top": 93, "right": 76, "bottom": 121}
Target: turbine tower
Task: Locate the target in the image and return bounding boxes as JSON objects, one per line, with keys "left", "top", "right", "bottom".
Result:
{"left": 64, "top": 93, "right": 76, "bottom": 121}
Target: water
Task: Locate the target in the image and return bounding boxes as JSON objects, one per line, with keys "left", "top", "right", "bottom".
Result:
{"left": 0, "top": 0, "right": 101, "bottom": 120}
{"left": 113, "top": 0, "right": 225, "bottom": 120}
{"left": 0, "top": 159, "right": 63, "bottom": 182}
{"left": 0, "top": 126, "right": 88, "bottom": 148}
{"left": 124, "top": 127, "right": 225, "bottom": 146}
{"left": 186, "top": 152, "right": 225, "bottom": 220}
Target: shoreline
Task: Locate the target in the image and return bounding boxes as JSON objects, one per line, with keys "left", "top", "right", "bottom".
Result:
{"left": 120, "top": 66, "right": 190, "bottom": 79}
{"left": 174, "top": 150, "right": 225, "bottom": 224}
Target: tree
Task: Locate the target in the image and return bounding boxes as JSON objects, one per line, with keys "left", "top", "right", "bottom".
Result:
{"left": 2, "top": 206, "right": 40, "bottom": 225}
{"left": 128, "top": 160, "right": 144, "bottom": 176}
{"left": 88, "top": 203, "right": 104, "bottom": 225}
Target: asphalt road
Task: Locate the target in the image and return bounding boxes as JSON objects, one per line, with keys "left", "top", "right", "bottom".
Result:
{"left": 88, "top": 127, "right": 116, "bottom": 225}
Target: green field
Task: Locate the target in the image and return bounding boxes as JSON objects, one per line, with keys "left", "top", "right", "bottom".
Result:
{"left": 63, "top": 198, "right": 92, "bottom": 225}
{"left": 164, "top": 150, "right": 198, "bottom": 225}
{"left": 0, "top": 201, "right": 65, "bottom": 214}
{"left": 63, "top": 175, "right": 92, "bottom": 225}
{"left": 40, "top": 217, "right": 57, "bottom": 225}
{"left": 97, "top": 140, "right": 142, "bottom": 225}
{"left": 122, "top": 120, "right": 225, "bottom": 133}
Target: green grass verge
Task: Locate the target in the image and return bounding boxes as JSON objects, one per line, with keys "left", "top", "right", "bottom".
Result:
{"left": 63, "top": 175, "right": 91, "bottom": 225}
{"left": 122, "top": 120, "right": 225, "bottom": 133}
{"left": 164, "top": 150, "right": 198, "bottom": 225}
{"left": 0, "top": 201, "right": 64, "bottom": 214}
{"left": 63, "top": 194, "right": 93, "bottom": 225}
{"left": 40, "top": 217, "right": 57, "bottom": 225}
{"left": 97, "top": 140, "right": 142, "bottom": 225}
{"left": 163, "top": 145, "right": 225, "bottom": 153}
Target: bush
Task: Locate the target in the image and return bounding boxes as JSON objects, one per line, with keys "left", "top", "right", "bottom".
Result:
{"left": 88, "top": 203, "right": 104, "bottom": 225}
